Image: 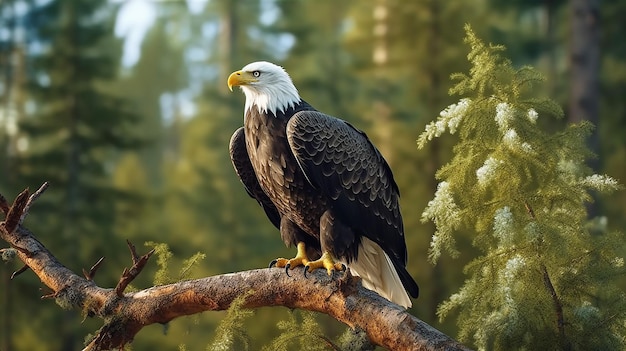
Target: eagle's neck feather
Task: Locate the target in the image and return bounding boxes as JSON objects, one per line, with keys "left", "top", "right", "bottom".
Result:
{"left": 241, "top": 80, "right": 301, "bottom": 117}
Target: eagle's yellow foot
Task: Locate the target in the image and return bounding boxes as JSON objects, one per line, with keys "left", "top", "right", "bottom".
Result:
{"left": 269, "top": 242, "right": 310, "bottom": 277}
{"left": 304, "top": 251, "right": 345, "bottom": 277}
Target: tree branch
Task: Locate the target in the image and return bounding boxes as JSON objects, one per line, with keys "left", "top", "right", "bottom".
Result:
{"left": 0, "top": 186, "right": 471, "bottom": 351}
{"left": 526, "top": 200, "right": 571, "bottom": 351}
{"left": 19, "top": 181, "right": 49, "bottom": 225}
{"left": 115, "top": 240, "right": 154, "bottom": 297}
{"left": 83, "top": 256, "right": 106, "bottom": 281}
{"left": 541, "top": 265, "right": 571, "bottom": 351}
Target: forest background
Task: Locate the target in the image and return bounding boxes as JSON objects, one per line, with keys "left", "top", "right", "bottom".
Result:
{"left": 0, "top": 0, "right": 624, "bottom": 350}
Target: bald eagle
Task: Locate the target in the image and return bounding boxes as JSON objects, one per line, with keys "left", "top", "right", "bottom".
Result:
{"left": 228, "top": 61, "right": 418, "bottom": 308}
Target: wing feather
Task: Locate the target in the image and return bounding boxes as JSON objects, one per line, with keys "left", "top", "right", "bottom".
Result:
{"left": 229, "top": 127, "right": 281, "bottom": 229}
{"left": 286, "top": 111, "right": 407, "bottom": 266}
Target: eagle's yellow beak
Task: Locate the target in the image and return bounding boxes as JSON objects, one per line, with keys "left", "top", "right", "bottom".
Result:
{"left": 227, "top": 70, "right": 257, "bottom": 92}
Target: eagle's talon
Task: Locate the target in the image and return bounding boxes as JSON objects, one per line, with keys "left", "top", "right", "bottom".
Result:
{"left": 302, "top": 251, "right": 341, "bottom": 276}
{"left": 303, "top": 265, "right": 310, "bottom": 278}
{"left": 285, "top": 263, "right": 292, "bottom": 276}
{"left": 269, "top": 259, "right": 278, "bottom": 268}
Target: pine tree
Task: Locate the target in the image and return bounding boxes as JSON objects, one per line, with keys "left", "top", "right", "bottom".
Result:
{"left": 0, "top": 1, "right": 27, "bottom": 347}
{"left": 10, "top": 0, "right": 143, "bottom": 348}
{"left": 600, "top": 0, "right": 626, "bottom": 237}
{"left": 111, "top": 0, "right": 190, "bottom": 188}
{"left": 418, "top": 25, "right": 626, "bottom": 350}
{"left": 21, "top": 0, "right": 143, "bottom": 245}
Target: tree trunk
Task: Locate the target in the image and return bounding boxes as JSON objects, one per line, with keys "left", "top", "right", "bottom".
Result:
{"left": 569, "top": 0, "right": 600, "bottom": 124}
{"left": 218, "top": 0, "right": 238, "bottom": 94}
{"left": 0, "top": 1, "right": 25, "bottom": 348}
{"left": 569, "top": 0, "right": 600, "bottom": 216}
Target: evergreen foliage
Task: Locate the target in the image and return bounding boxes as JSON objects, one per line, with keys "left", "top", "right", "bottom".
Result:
{"left": 209, "top": 302, "right": 370, "bottom": 351}
{"left": 207, "top": 292, "right": 255, "bottom": 351}
{"left": 146, "top": 241, "right": 175, "bottom": 286}
{"left": 144, "top": 241, "right": 206, "bottom": 286}
{"left": 14, "top": 1, "right": 146, "bottom": 299}
{"left": 418, "top": 25, "right": 626, "bottom": 350}
{"left": 261, "top": 311, "right": 339, "bottom": 351}
{"left": 180, "top": 251, "right": 208, "bottom": 280}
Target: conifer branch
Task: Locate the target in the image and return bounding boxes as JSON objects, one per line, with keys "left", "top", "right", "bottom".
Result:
{"left": 528, "top": 200, "right": 571, "bottom": 350}
{"left": 541, "top": 265, "right": 571, "bottom": 351}
{"left": 0, "top": 186, "right": 471, "bottom": 351}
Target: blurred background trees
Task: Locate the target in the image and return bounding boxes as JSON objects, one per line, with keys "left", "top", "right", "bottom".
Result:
{"left": 0, "top": 0, "right": 624, "bottom": 350}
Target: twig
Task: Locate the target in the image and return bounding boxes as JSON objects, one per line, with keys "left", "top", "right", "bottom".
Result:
{"left": 524, "top": 200, "right": 536, "bottom": 219}
{"left": 542, "top": 265, "right": 571, "bottom": 351}
{"left": 4, "top": 189, "right": 29, "bottom": 234}
{"left": 114, "top": 241, "right": 155, "bottom": 297}
{"left": 11, "top": 265, "right": 30, "bottom": 279}
{"left": 19, "top": 182, "right": 49, "bottom": 225}
{"left": 41, "top": 291, "right": 57, "bottom": 300}
{"left": 83, "top": 257, "right": 106, "bottom": 281}
{"left": 527, "top": 200, "right": 570, "bottom": 350}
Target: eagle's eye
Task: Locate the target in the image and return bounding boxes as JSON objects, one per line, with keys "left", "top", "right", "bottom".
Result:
{"left": 252, "top": 70, "right": 261, "bottom": 77}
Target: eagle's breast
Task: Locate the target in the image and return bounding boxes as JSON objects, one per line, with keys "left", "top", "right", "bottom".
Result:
{"left": 244, "top": 106, "right": 326, "bottom": 237}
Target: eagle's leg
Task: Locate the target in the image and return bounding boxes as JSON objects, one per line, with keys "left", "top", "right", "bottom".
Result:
{"left": 269, "top": 218, "right": 321, "bottom": 276}
{"left": 303, "top": 209, "right": 350, "bottom": 276}
{"left": 303, "top": 251, "right": 345, "bottom": 276}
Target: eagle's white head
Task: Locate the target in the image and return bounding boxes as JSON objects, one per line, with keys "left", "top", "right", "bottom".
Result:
{"left": 228, "top": 61, "right": 301, "bottom": 116}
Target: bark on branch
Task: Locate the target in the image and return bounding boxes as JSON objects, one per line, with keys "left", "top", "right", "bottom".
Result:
{"left": 0, "top": 185, "right": 471, "bottom": 351}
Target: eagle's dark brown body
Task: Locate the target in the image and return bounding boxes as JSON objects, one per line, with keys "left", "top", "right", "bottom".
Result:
{"left": 232, "top": 102, "right": 329, "bottom": 259}
{"left": 229, "top": 100, "right": 419, "bottom": 301}
{"left": 246, "top": 104, "right": 327, "bottom": 238}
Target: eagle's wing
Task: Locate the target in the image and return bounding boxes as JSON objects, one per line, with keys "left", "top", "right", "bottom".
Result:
{"left": 229, "top": 127, "right": 281, "bottom": 229}
{"left": 286, "top": 111, "right": 407, "bottom": 267}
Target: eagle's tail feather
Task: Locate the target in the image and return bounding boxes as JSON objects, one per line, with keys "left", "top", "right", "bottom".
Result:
{"left": 345, "top": 237, "right": 412, "bottom": 308}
